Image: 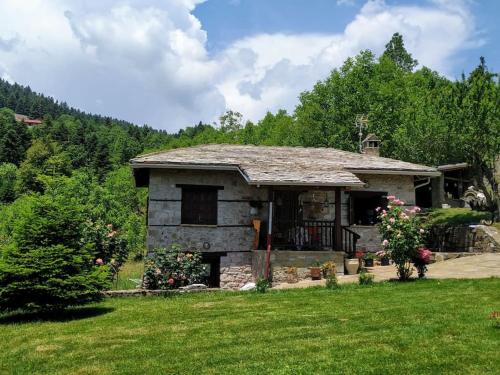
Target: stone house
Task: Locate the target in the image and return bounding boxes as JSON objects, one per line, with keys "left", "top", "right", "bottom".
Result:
{"left": 131, "top": 143, "right": 440, "bottom": 289}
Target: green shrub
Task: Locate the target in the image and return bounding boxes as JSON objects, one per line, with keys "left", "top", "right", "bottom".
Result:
{"left": 325, "top": 274, "right": 340, "bottom": 290}
{"left": 0, "top": 195, "right": 110, "bottom": 312}
{"left": 426, "top": 208, "right": 492, "bottom": 226}
{"left": 359, "top": 271, "right": 374, "bottom": 285}
{"left": 143, "top": 245, "right": 206, "bottom": 289}
{"left": 255, "top": 277, "right": 270, "bottom": 293}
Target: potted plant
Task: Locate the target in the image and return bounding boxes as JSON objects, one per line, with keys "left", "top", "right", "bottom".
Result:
{"left": 309, "top": 261, "right": 322, "bottom": 280}
{"left": 363, "top": 252, "right": 375, "bottom": 267}
{"left": 286, "top": 266, "right": 299, "bottom": 283}
{"left": 321, "top": 261, "right": 336, "bottom": 278}
{"left": 344, "top": 250, "right": 363, "bottom": 275}
{"left": 376, "top": 250, "right": 390, "bottom": 266}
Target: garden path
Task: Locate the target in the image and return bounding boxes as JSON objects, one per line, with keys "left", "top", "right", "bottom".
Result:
{"left": 273, "top": 253, "right": 500, "bottom": 289}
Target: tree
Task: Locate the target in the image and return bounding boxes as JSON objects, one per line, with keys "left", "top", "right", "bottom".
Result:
{"left": 0, "top": 195, "right": 110, "bottom": 312}
{"left": 219, "top": 110, "right": 243, "bottom": 133}
{"left": 382, "top": 32, "right": 418, "bottom": 72}
{"left": 0, "top": 108, "right": 31, "bottom": 165}
{"left": 0, "top": 163, "right": 17, "bottom": 203}
{"left": 15, "top": 139, "right": 71, "bottom": 194}
{"left": 451, "top": 58, "right": 500, "bottom": 218}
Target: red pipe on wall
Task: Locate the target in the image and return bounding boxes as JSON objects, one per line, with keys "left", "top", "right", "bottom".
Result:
{"left": 265, "top": 198, "right": 273, "bottom": 279}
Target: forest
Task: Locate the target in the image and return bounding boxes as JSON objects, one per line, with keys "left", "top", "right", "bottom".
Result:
{"left": 0, "top": 33, "right": 498, "bottom": 265}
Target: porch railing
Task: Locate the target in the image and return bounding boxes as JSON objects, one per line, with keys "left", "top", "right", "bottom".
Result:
{"left": 342, "top": 226, "right": 361, "bottom": 258}
{"left": 272, "top": 220, "right": 360, "bottom": 255}
{"left": 273, "top": 220, "right": 335, "bottom": 250}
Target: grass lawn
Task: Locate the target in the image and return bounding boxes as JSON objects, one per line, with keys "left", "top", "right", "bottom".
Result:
{"left": 112, "top": 261, "right": 144, "bottom": 290}
{"left": 1, "top": 279, "right": 499, "bottom": 374}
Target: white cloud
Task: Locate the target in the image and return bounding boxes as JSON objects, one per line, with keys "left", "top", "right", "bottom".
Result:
{"left": 0, "top": 0, "right": 478, "bottom": 130}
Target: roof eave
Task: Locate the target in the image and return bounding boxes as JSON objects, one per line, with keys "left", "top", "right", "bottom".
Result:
{"left": 347, "top": 169, "right": 441, "bottom": 177}
{"left": 247, "top": 181, "right": 365, "bottom": 188}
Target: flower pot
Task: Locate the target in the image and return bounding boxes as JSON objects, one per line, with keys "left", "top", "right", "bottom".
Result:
{"left": 309, "top": 267, "right": 322, "bottom": 280}
{"left": 344, "top": 259, "right": 359, "bottom": 275}
{"left": 380, "top": 258, "right": 390, "bottom": 266}
{"left": 364, "top": 258, "right": 374, "bottom": 268}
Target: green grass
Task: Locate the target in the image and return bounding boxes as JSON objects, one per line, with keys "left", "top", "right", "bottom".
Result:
{"left": 426, "top": 208, "right": 492, "bottom": 226}
{"left": 1, "top": 279, "right": 499, "bottom": 374}
{"left": 112, "top": 261, "right": 144, "bottom": 290}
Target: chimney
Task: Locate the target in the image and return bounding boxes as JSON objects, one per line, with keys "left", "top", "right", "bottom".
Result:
{"left": 362, "top": 134, "right": 381, "bottom": 157}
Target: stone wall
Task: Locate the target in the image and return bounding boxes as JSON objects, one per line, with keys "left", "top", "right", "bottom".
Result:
{"left": 471, "top": 225, "right": 500, "bottom": 253}
{"left": 347, "top": 226, "right": 381, "bottom": 253}
{"left": 147, "top": 168, "right": 268, "bottom": 252}
{"left": 253, "top": 250, "right": 345, "bottom": 283}
{"left": 220, "top": 252, "right": 253, "bottom": 289}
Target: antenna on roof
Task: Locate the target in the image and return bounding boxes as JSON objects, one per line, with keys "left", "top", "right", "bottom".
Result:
{"left": 355, "top": 114, "right": 369, "bottom": 153}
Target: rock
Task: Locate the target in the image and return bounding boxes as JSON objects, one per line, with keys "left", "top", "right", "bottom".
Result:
{"left": 240, "top": 282, "right": 256, "bottom": 291}
{"left": 179, "top": 284, "right": 207, "bottom": 291}
{"left": 434, "top": 253, "right": 445, "bottom": 262}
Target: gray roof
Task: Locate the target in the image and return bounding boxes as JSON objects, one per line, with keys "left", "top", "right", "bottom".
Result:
{"left": 131, "top": 144, "right": 440, "bottom": 187}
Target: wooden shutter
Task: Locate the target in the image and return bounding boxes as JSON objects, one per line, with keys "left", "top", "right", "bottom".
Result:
{"left": 181, "top": 187, "right": 218, "bottom": 225}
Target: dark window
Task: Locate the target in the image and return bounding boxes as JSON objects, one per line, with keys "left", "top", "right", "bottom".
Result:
{"left": 349, "top": 191, "right": 387, "bottom": 226}
{"left": 181, "top": 186, "right": 218, "bottom": 225}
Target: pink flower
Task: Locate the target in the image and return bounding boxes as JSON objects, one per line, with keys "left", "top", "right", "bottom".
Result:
{"left": 413, "top": 206, "right": 421, "bottom": 213}
{"left": 95, "top": 258, "right": 104, "bottom": 265}
{"left": 382, "top": 239, "right": 389, "bottom": 247}
{"left": 416, "top": 248, "right": 432, "bottom": 264}
{"left": 389, "top": 217, "right": 395, "bottom": 224}
{"left": 168, "top": 278, "right": 175, "bottom": 285}
{"left": 387, "top": 195, "right": 396, "bottom": 201}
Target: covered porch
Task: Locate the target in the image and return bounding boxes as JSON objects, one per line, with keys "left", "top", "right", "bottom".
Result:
{"left": 257, "top": 187, "right": 360, "bottom": 257}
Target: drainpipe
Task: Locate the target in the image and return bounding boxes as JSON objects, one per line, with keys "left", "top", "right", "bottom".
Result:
{"left": 265, "top": 190, "right": 273, "bottom": 280}
{"left": 415, "top": 177, "right": 431, "bottom": 190}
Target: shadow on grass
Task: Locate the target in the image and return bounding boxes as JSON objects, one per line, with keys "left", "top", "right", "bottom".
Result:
{"left": 0, "top": 305, "right": 114, "bottom": 325}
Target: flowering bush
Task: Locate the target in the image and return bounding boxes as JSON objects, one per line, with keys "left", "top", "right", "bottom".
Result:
{"left": 83, "top": 221, "right": 128, "bottom": 275}
{"left": 377, "top": 196, "right": 429, "bottom": 280}
{"left": 143, "top": 245, "right": 206, "bottom": 289}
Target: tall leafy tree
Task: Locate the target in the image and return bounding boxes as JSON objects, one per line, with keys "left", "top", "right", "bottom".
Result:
{"left": 382, "top": 32, "right": 418, "bottom": 72}
{"left": 451, "top": 57, "right": 500, "bottom": 217}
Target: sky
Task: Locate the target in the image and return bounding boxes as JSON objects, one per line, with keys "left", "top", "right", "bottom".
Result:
{"left": 0, "top": 0, "right": 498, "bottom": 131}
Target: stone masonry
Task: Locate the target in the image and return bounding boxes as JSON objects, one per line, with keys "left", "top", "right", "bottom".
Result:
{"left": 220, "top": 252, "right": 253, "bottom": 289}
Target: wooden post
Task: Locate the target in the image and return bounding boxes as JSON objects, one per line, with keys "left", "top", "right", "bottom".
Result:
{"left": 334, "top": 187, "right": 342, "bottom": 251}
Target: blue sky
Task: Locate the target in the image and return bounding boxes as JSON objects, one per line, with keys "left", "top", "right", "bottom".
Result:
{"left": 0, "top": 0, "right": 498, "bottom": 130}
{"left": 194, "top": 0, "right": 499, "bottom": 78}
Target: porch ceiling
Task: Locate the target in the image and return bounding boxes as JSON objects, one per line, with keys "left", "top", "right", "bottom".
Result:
{"left": 131, "top": 144, "right": 439, "bottom": 187}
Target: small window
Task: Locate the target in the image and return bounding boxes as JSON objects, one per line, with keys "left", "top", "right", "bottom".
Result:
{"left": 350, "top": 191, "right": 387, "bottom": 226}
{"left": 181, "top": 186, "right": 218, "bottom": 225}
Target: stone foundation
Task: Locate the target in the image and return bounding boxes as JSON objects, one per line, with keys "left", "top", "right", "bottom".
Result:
{"left": 220, "top": 252, "right": 253, "bottom": 289}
